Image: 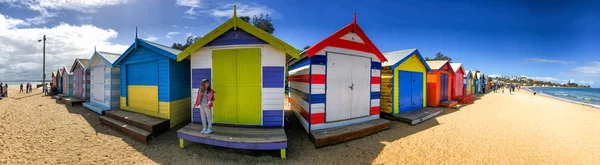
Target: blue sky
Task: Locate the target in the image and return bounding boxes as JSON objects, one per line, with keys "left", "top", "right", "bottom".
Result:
{"left": 0, "top": 0, "right": 598, "bottom": 87}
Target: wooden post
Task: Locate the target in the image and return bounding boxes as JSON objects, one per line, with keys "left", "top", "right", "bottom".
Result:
{"left": 179, "top": 139, "right": 185, "bottom": 149}
{"left": 280, "top": 149, "right": 286, "bottom": 159}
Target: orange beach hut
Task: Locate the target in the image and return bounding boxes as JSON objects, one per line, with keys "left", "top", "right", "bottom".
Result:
{"left": 426, "top": 60, "right": 454, "bottom": 107}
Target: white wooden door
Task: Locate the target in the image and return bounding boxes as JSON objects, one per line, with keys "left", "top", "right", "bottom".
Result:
{"left": 92, "top": 66, "right": 105, "bottom": 102}
{"left": 351, "top": 56, "right": 371, "bottom": 118}
{"left": 326, "top": 53, "right": 352, "bottom": 122}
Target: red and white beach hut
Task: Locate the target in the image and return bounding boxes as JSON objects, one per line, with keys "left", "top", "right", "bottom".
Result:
{"left": 287, "top": 13, "right": 390, "bottom": 147}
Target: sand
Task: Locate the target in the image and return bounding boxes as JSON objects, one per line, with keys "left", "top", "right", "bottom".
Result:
{"left": 0, "top": 86, "right": 599, "bottom": 165}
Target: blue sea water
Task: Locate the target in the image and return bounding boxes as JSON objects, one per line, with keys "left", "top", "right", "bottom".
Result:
{"left": 528, "top": 87, "right": 600, "bottom": 107}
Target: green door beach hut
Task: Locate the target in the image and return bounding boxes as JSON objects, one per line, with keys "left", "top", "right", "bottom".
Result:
{"left": 175, "top": 6, "right": 296, "bottom": 158}
{"left": 473, "top": 71, "right": 480, "bottom": 94}
{"left": 380, "top": 48, "right": 441, "bottom": 125}
{"left": 100, "top": 31, "right": 191, "bottom": 144}
{"left": 82, "top": 50, "right": 122, "bottom": 115}
{"left": 288, "top": 13, "right": 390, "bottom": 147}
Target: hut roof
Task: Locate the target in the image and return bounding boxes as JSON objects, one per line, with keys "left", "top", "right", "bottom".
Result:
{"left": 425, "top": 60, "right": 450, "bottom": 71}
{"left": 176, "top": 5, "right": 299, "bottom": 61}
{"left": 97, "top": 51, "right": 121, "bottom": 64}
{"left": 113, "top": 38, "right": 182, "bottom": 67}
{"left": 303, "top": 13, "right": 386, "bottom": 62}
{"left": 70, "top": 58, "right": 90, "bottom": 72}
{"left": 450, "top": 63, "right": 465, "bottom": 74}
{"left": 382, "top": 48, "right": 431, "bottom": 71}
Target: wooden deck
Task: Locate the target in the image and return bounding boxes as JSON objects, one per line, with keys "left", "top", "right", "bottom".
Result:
{"left": 382, "top": 107, "right": 443, "bottom": 125}
{"left": 52, "top": 94, "right": 63, "bottom": 100}
{"left": 100, "top": 110, "right": 170, "bottom": 144}
{"left": 177, "top": 123, "right": 288, "bottom": 159}
{"left": 310, "top": 118, "right": 390, "bottom": 148}
{"left": 439, "top": 100, "right": 459, "bottom": 109}
{"left": 61, "top": 97, "right": 85, "bottom": 106}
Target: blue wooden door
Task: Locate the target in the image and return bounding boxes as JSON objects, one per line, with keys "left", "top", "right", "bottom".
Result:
{"left": 440, "top": 73, "right": 448, "bottom": 101}
{"left": 398, "top": 71, "right": 412, "bottom": 113}
{"left": 411, "top": 72, "right": 423, "bottom": 110}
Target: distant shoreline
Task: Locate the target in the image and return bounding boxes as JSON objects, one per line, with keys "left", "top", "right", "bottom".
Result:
{"left": 523, "top": 87, "right": 600, "bottom": 109}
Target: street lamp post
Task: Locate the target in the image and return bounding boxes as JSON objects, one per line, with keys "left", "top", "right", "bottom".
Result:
{"left": 38, "top": 35, "right": 46, "bottom": 87}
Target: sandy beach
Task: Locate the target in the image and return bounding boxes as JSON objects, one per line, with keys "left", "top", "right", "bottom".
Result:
{"left": 0, "top": 86, "right": 599, "bottom": 164}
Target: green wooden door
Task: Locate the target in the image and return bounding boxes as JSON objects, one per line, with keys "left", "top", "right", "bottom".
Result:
{"left": 212, "top": 49, "right": 238, "bottom": 124}
{"left": 212, "top": 48, "right": 261, "bottom": 125}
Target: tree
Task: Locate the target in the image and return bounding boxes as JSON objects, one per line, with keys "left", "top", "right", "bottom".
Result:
{"left": 297, "top": 45, "right": 310, "bottom": 52}
{"left": 425, "top": 52, "right": 450, "bottom": 61}
{"left": 240, "top": 16, "right": 250, "bottom": 23}
{"left": 171, "top": 36, "right": 201, "bottom": 50}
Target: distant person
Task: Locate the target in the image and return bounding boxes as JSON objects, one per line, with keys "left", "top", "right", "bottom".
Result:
{"left": 25, "top": 83, "right": 29, "bottom": 93}
{"left": 0, "top": 82, "right": 3, "bottom": 97}
{"left": 20, "top": 83, "right": 23, "bottom": 93}
{"left": 43, "top": 83, "right": 48, "bottom": 96}
{"left": 534, "top": 92, "right": 537, "bottom": 95}
{"left": 3, "top": 83, "right": 7, "bottom": 97}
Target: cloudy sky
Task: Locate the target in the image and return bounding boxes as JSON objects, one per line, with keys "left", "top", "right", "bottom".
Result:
{"left": 0, "top": 0, "right": 598, "bottom": 87}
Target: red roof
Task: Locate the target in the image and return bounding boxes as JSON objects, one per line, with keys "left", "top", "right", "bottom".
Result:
{"left": 304, "top": 13, "right": 387, "bottom": 62}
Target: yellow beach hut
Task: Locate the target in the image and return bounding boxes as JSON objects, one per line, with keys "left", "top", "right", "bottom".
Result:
{"left": 381, "top": 48, "right": 441, "bottom": 125}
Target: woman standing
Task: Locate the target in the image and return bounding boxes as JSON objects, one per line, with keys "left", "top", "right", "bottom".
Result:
{"left": 194, "top": 79, "right": 215, "bottom": 134}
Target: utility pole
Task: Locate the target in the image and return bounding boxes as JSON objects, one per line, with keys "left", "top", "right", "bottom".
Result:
{"left": 39, "top": 35, "right": 46, "bottom": 87}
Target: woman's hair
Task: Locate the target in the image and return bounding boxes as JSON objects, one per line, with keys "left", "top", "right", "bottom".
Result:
{"left": 200, "top": 79, "right": 212, "bottom": 93}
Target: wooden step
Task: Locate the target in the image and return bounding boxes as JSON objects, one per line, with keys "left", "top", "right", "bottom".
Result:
{"left": 310, "top": 119, "right": 390, "bottom": 148}
{"left": 99, "top": 116, "right": 151, "bottom": 144}
{"left": 104, "top": 110, "right": 170, "bottom": 135}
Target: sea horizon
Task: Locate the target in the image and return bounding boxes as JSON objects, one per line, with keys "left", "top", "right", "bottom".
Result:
{"left": 528, "top": 87, "right": 600, "bottom": 108}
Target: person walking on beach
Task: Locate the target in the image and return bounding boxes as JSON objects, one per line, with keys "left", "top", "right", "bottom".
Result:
{"left": 0, "top": 83, "right": 3, "bottom": 97}
{"left": 29, "top": 83, "right": 33, "bottom": 93}
{"left": 25, "top": 83, "right": 28, "bottom": 93}
{"left": 43, "top": 83, "right": 48, "bottom": 96}
{"left": 194, "top": 79, "right": 215, "bottom": 134}
{"left": 20, "top": 83, "right": 23, "bottom": 93}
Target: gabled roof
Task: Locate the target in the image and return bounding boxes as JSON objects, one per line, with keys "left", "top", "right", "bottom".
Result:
{"left": 52, "top": 72, "right": 56, "bottom": 77}
{"left": 62, "top": 66, "right": 72, "bottom": 75}
{"left": 113, "top": 38, "right": 181, "bottom": 67}
{"left": 86, "top": 51, "right": 121, "bottom": 68}
{"left": 382, "top": 48, "right": 431, "bottom": 71}
{"left": 474, "top": 71, "right": 481, "bottom": 80}
{"left": 70, "top": 58, "right": 90, "bottom": 72}
{"left": 464, "top": 70, "right": 470, "bottom": 78}
{"left": 176, "top": 5, "right": 299, "bottom": 61}
{"left": 425, "top": 60, "right": 451, "bottom": 71}
{"left": 57, "top": 68, "right": 64, "bottom": 76}
{"left": 450, "top": 63, "right": 465, "bottom": 74}
{"left": 304, "top": 13, "right": 386, "bottom": 62}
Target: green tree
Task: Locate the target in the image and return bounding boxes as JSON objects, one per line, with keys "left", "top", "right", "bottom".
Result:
{"left": 171, "top": 36, "right": 201, "bottom": 50}
{"left": 240, "top": 16, "right": 250, "bottom": 23}
{"left": 239, "top": 14, "right": 274, "bottom": 34}
{"left": 425, "top": 52, "right": 450, "bottom": 61}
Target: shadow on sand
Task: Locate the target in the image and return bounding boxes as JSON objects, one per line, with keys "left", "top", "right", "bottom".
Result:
{"left": 58, "top": 100, "right": 443, "bottom": 164}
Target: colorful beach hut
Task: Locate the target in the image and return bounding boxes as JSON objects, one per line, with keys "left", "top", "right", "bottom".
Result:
{"left": 82, "top": 51, "right": 121, "bottom": 115}
{"left": 101, "top": 32, "right": 190, "bottom": 144}
{"left": 425, "top": 60, "right": 456, "bottom": 107}
{"left": 450, "top": 63, "right": 465, "bottom": 100}
{"left": 51, "top": 72, "right": 57, "bottom": 89}
{"left": 61, "top": 66, "right": 73, "bottom": 97}
{"left": 287, "top": 13, "right": 390, "bottom": 147}
{"left": 474, "top": 71, "right": 481, "bottom": 94}
{"left": 69, "top": 59, "right": 90, "bottom": 101}
{"left": 381, "top": 49, "right": 430, "bottom": 113}
{"left": 174, "top": 6, "right": 296, "bottom": 157}
{"left": 380, "top": 49, "right": 440, "bottom": 125}
{"left": 56, "top": 68, "right": 64, "bottom": 94}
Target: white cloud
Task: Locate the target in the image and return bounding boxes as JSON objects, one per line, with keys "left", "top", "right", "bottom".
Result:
{"left": 144, "top": 36, "right": 159, "bottom": 42}
{"left": 165, "top": 32, "right": 180, "bottom": 39}
{"left": 572, "top": 62, "right": 600, "bottom": 75}
{"left": 175, "top": 1, "right": 273, "bottom": 20}
{"left": 210, "top": 3, "right": 272, "bottom": 18}
{"left": 523, "top": 58, "right": 575, "bottom": 65}
{"left": 171, "top": 25, "right": 179, "bottom": 28}
{"left": 176, "top": 0, "right": 201, "bottom": 16}
{"left": 0, "top": 13, "right": 128, "bottom": 81}
{"left": 0, "top": 0, "right": 130, "bottom": 25}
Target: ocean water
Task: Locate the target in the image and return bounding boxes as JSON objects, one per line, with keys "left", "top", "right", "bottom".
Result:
{"left": 528, "top": 87, "right": 600, "bottom": 107}
{"left": 0, "top": 82, "right": 42, "bottom": 86}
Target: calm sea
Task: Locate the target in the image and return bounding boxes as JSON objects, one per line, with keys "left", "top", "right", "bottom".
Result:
{"left": 528, "top": 87, "right": 600, "bottom": 107}
{"left": 0, "top": 82, "right": 42, "bottom": 86}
